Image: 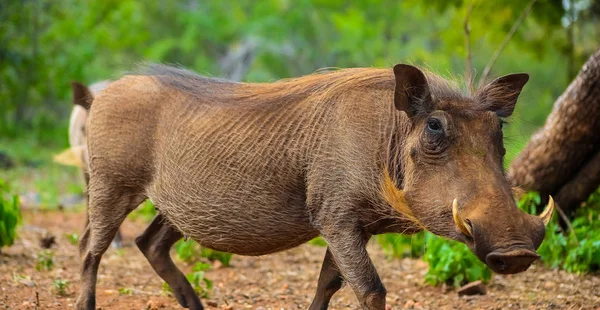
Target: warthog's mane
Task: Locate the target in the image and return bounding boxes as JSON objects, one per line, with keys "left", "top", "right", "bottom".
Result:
{"left": 134, "top": 63, "right": 517, "bottom": 116}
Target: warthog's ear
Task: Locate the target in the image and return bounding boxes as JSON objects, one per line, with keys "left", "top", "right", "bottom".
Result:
{"left": 71, "top": 81, "right": 93, "bottom": 110}
{"left": 478, "top": 73, "right": 529, "bottom": 117}
{"left": 393, "top": 64, "right": 433, "bottom": 118}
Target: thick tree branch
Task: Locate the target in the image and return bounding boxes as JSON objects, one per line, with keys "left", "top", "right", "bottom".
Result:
{"left": 477, "top": 0, "right": 536, "bottom": 88}
{"left": 509, "top": 48, "right": 600, "bottom": 217}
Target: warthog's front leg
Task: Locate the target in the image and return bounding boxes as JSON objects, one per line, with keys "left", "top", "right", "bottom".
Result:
{"left": 321, "top": 228, "right": 386, "bottom": 310}
{"left": 309, "top": 247, "right": 344, "bottom": 310}
{"left": 135, "top": 214, "right": 203, "bottom": 310}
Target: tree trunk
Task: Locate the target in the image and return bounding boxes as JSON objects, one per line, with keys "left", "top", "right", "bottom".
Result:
{"left": 508, "top": 47, "right": 600, "bottom": 216}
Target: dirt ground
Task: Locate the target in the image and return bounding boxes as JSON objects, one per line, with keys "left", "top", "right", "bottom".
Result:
{"left": 1, "top": 210, "right": 599, "bottom": 310}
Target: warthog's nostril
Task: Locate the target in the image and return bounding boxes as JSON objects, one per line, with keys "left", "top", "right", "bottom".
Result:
{"left": 485, "top": 249, "right": 540, "bottom": 274}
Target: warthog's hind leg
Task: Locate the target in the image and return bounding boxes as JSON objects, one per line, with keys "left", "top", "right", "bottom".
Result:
{"left": 136, "top": 213, "right": 203, "bottom": 309}
{"left": 75, "top": 188, "right": 146, "bottom": 310}
{"left": 309, "top": 247, "right": 344, "bottom": 310}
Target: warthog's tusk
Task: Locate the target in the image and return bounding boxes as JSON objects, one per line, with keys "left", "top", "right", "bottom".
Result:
{"left": 452, "top": 198, "right": 472, "bottom": 237}
{"left": 540, "top": 196, "right": 555, "bottom": 226}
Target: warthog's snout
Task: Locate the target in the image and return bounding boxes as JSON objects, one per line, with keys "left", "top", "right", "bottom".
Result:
{"left": 485, "top": 249, "right": 540, "bottom": 274}
{"left": 451, "top": 197, "right": 554, "bottom": 274}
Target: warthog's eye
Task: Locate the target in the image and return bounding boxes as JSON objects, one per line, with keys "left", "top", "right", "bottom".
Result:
{"left": 426, "top": 118, "right": 443, "bottom": 135}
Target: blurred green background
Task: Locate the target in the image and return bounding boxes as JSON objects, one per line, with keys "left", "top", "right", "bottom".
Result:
{"left": 1, "top": 0, "right": 598, "bottom": 152}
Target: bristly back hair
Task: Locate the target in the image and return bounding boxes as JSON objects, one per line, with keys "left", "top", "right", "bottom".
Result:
{"left": 132, "top": 62, "right": 513, "bottom": 114}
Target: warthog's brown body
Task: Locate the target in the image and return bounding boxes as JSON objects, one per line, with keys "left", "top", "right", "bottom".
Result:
{"left": 77, "top": 64, "right": 553, "bottom": 310}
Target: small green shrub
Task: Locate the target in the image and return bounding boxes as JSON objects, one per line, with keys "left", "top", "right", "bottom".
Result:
{"left": 377, "top": 233, "right": 426, "bottom": 259}
{"left": 0, "top": 178, "right": 21, "bottom": 249}
{"left": 377, "top": 231, "right": 489, "bottom": 287}
{"left": 186, "top": 262, "right": 213, "bottom": 298}
{"left": 175, "top": 239, "right": 233, "bottom": 267}
{"left": 52, "top": 278, "right": 69, "bottom": 296}
{"left": 424, "top": 234, "right": 491, "bottom": 287}
{"left": 530, "top": 190, "right": 600, "bottom": 274}
{"left": 200, "top": 248, "right": 233, "bottom": 266}
{"left": 174, "top": 239, "right": 199, "bottom": 263}
{"left": 36, "top": 250, "right": 54, "bottom": 271}
{"left": 161, "top": 262, "right": 213, "bottom": 297}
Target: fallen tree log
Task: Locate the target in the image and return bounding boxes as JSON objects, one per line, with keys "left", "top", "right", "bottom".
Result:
{"left": 509, "top": 47, "right": 600, "bottom": 216}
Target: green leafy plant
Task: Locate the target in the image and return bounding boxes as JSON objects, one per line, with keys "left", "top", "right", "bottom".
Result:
{"left": 200, "top": 248, "right": 233, "bottom": 267}
{"left": 529, "top": 190, "right": 600, "bottom": 274}
{"left": 175, "top": 239, "right": 233, "bottom": 267}
{"left": 161, "top": 262, "right": 213, "bottom": 298}
{"left": 36, "top": 250, "right": 54, "bottom": 271}
{"left": 0, "top": 178, "right": 21, "bottom": 249}
{"left": 186, "top": 262, "right": 213, "bottom": 298}
{"left": 376, "top": 231, "right": 490, "bottom": 287}
{"left": 52, "top": 278, "right": 69, "bottom": 296}
{"left": 64, "top": 233, "right": 79, "bottom": 245}
{"left": 424, "top": 234, "right": 492, "bottom": 287}
{"left": 174, "top": 239, "right": 199, "bottom": 263}
{"left": 377, "top": 233, "right": 426, "bottom": 259}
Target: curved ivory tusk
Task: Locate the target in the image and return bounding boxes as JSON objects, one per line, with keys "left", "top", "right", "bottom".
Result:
{"left": 452, "top": 198, "right": 472, "bottom": 237}
{"left": 540, "top": 196, "right": 555, "bottom": 226}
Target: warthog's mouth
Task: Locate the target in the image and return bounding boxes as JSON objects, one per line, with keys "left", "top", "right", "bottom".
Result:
{"left": 485, "top": 248, "right": 540, "bottom": 274}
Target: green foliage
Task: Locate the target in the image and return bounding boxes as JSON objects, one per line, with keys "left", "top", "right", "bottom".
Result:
{"left": 175, "top": 239, "right": 233, "bottom": 267}
{"left": 200, "top": 248, "right": 233, "bottom": 267}
{"left": 36, "top": 250, "right": 54, "bottom": 271}
{"left": 161, "top": 262, "right": 213, "bottom": 298}
{"left": 423, "top": 234, "right": 492, "bottom": 287}
{"left": 174, "top": 239, "right": 198, "bottom": 263}
{"left": 0, "top": 178, "right": 21, "bottom": 249}
{"left": 2, "top": 0, "right": 597, "bottom": 151}
{"left": 52, "top": 278, "right": 69, "bottom": 296}
{"left": 527, "top": 191, "right": 600, "bottom": 274}
{"left": 377, "top": 233, "right": 426, "bottom": 259}
{"left": 64, "top": 233, "right": 79, "bottom": 245}
{"left": 128, "top": 199, "right": 157, "bottom": 223}
{"left": 377, "top": 231, "right": 490, "bottom": 287}
{"left": 186, "top": 262, "right": 213, "bottom": 298}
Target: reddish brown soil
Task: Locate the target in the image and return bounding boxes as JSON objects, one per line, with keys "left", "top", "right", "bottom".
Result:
{"left": 1, "top": 210, "right": 599, "bottom": 310}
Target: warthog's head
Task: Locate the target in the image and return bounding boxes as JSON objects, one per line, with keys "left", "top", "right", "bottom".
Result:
{"left": 385, "top": 64, "right": 553, "bottom": 274}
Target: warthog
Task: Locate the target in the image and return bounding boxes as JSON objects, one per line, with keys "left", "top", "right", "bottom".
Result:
{"left": 55, "top": 80, "right": 123, "bottom": 247}
{"left": 76, "top": 64, "right": 554, "bottom": 310}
